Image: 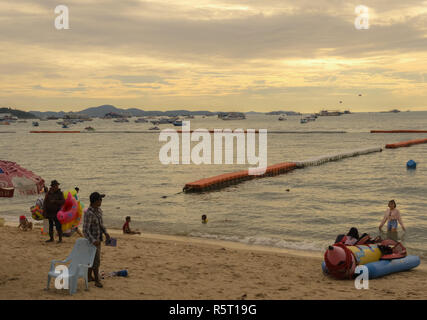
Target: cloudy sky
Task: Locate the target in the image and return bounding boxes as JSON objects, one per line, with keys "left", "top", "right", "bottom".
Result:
{"left": 1, "top": 0, "right": 426, "bottom": 112}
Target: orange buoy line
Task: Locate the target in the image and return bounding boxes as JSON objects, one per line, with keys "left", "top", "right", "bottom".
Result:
{"left": 30, "top": 131, "right": 81, "bottom": 133}
{"left": 385, "top": 138, "right": 427, "bottom": 149}
{"left": 371, "top": 130, "right": 427, "bottom": 133}
{"left": 183, "top": 162, "right": 297, "bottom": 193}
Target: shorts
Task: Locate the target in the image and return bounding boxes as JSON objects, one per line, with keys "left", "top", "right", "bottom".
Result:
{"left": 387, "top": 220, "right": 398, "bottom": 231}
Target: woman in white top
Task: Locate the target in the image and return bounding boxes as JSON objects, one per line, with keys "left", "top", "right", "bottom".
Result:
{"left": 379, "top": 200, "right": 406, "bottom": 232}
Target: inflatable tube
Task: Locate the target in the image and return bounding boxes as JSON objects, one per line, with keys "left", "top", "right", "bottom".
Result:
{"left": 347, "top": 244, "right": 382, "bottom": 265}
{"left": 356, "top": 255, "right": 420, "bottom": 279}
{"left": 386, "top": 138, "right": 427, "bottom": 149}
{"left": 323, "top": 255, "right": 420, "bottom": 279}
{"left": 57, "top": 192, "right": 78, "bottom": 224}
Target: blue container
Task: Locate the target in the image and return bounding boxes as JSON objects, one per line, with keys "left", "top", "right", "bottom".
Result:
{"left": 407, "top": 160, "right": 417, "bottom": 169}
{"left": 115, "top": 270, "right": 128, "bottom": 277}
{"left": 322, "top": 255, "right": 420, "bottom": 279}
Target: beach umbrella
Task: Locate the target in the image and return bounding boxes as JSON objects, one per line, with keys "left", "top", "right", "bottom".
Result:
{"left": 0, "top": 160, "right": 45, "bottom": 197}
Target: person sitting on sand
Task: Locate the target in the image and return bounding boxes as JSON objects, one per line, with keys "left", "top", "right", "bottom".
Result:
{"left": 201, "top": 215, "right": 208, "bottom": 224}
{"left": 379, "top": 200, "right": 406, "bottom": 232}
{"left": 122, "top": 216, "right": 141, "bottom": 235}
{"left": 18, "top": 216, "right": 33, "bottom": 231}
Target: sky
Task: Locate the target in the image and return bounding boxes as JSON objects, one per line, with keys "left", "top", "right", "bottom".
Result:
{"left": 0, "top": 0, "right": 426, "bottom": 113}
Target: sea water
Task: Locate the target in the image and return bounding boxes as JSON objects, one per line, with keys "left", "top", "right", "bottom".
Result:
{"left": 1, "top": 112, "right": 426, "bottom": 258}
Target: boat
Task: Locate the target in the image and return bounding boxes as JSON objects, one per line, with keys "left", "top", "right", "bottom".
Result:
{"left": 62, "top": 124, "right": 69, "bottom": 129}
{"left": 173, "top": 120, "right": 183, "bottom": 126}
{"left": 32, "top": 121, "right": 39, "bottom": 127}
{"left": 135, "top": 118, "right": 148, "bottom": 123}
{"left": 300, "top": 118, "right": 308, "bottom": 124}
{"left": 317, "top": 110, "right": 342, "bottom": 116}
{"left": 149, "top": 126, "right": 160, "bottom": 130}
{"left": 322, "top": 236, "right": 420, "bottom": 280}
{"left": 113, "top": 118, "right": 129, "bottom": 123}
{"left": 85, "top": 126, "right": 95, "bottom": 131}
{"left": 218, "top": 112, "right": 246, "bottom": 120}
{"left": 278, "top": 115, "right": 287, "bottom": 121}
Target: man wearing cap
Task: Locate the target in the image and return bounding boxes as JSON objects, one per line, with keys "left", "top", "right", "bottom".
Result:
{"left": 83, "top": 192, "right": 110, "bottom": 288}
{"left": 43, "top": 180, "right": 65, "bottom": 243}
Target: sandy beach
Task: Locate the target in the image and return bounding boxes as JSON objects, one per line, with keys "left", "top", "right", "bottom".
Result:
{"left": 0, "top": 223, "right": 426, "bottom": 300}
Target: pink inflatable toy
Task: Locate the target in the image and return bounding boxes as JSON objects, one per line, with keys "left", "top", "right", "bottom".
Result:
{"left": 57, "top": 192, "right": 78, "bottom": 224}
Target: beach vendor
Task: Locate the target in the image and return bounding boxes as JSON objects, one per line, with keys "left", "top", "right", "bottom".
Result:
{"left": 83, "top": 192, "right": 111, "bottom": 288}
{"left": 122, "top": 216, "right": 141, "bottom": 235}
{"left": 379, "top": 200, "right": 406, "bottom": 232}
{"left": 43, "top": 180, "right": 65, "bottom": 243}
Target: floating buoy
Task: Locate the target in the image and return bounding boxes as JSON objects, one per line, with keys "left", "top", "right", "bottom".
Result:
{"left": 407, "top": 160, "right": 417, "bottom": 169}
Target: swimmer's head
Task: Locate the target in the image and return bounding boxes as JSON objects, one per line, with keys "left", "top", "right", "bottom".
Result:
{"left": 388, "top": 200, "right": 397, "bottom": 209}
{"left": 126, "top": 216, "right": 131, "bottom": 222}
{"left": 201, "top": 215, "right": 207, "bottom": 223}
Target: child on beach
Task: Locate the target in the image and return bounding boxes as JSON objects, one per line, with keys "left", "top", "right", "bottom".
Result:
{"left": 379, "top": 200, "right": 406, "bottom": 232}
{"left": 18, "top": 216, "right": 32, "bottom": 231}
{"left": 122, "top": 216, "right": 141, "bottom": 235}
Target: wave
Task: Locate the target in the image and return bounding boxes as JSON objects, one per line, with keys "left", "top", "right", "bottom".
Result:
{"left": 188, "top": 232, "right": 325, "bottom": 252}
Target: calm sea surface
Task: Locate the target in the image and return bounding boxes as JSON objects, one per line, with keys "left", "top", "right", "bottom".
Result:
{"left": 1, "top": 112, "right": 426, "bottom": 257}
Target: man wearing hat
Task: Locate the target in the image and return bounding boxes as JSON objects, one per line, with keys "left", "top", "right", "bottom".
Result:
{"left": 83, "top": 192, "right": 110, "bottom": 288}
{"left": 43, "top": 180, "right": 65, "bottom": 243}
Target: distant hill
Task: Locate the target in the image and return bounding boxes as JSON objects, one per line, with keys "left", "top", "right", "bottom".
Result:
{"left": 0, "top": 107, "right": 37, "bottom": 119}
{"left": 265, "top": 111, "right": 301, "bottom": 116}
{"left": 31, "top": 105, "right": 220, "bottom": 118}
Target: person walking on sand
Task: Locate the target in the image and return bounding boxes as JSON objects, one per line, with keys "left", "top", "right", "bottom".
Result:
{"left": 379, "top": 200, "right": 406, "bottom": 232}
{"left": 83, "top": 192, "right": 110, "bottom": 288}
{"left": 43, "top": 180, "right": 65, "bottom": 243}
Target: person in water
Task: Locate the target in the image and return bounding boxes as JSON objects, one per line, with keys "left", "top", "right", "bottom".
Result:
{"left": 379, "top": 200, "right": 406, "bottom": 232}
{"left": 122, "top": 216, "right": 141, "bottom": 235}
{"left": 201, "top": 215, "right": 208, "bottom": 224}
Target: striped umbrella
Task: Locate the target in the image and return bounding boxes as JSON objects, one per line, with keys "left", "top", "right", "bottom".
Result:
{"left": 0, "top": 160, "right": 45, "bottom": 197}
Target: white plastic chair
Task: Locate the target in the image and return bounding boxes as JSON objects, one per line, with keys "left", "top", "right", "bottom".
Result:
{"left": 46, "top": 238, "right": 97, "bottom": 295}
